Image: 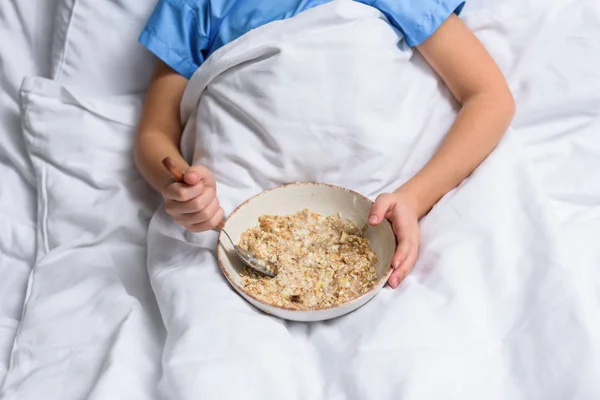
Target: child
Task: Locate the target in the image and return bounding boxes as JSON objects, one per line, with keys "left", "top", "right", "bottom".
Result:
{"left": 135, "top": 0, "right": 515, "bottom": 289}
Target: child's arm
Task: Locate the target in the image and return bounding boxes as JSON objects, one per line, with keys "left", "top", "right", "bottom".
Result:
{"left": 135, "top": 61, "right": 189, "bottom": 192}
{"left": 135, "top": 61, "right": 224, "bottom": 231}
{"left": 369, "top": 14, "right": 515, "bottom": 288}
{"left": 406, "top": 14, "right": 515, "bottom": 217}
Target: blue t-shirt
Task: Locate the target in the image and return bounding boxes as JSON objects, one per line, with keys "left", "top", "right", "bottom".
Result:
{"left": 139, "top": 0, "right": 465, "bottom": 79}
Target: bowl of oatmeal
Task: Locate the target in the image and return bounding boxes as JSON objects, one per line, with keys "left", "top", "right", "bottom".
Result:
{"left": 217, "top": 183, "right": 395, "bottom": 322}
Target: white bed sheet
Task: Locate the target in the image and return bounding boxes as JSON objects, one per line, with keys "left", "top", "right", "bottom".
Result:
{"left": 0, "top": 0, "right": 598, "bottom": 398}
{"left": 467, "top": 0, "right": 600, "bottom": 306}
{"left": 0, "top": 0, "right": 60, "bottom": 384}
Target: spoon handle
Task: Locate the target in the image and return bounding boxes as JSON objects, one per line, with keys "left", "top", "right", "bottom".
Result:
{"left": 212, "top": 222, "right": 226, "bottom": 231}
{"left": 162, "top": 157, "right": 185, "bottom": 182}
{"left": 161, "top": 156, "right": 226, "bottom": 232}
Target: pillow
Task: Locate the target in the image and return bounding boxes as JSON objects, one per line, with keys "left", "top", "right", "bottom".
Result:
{"left": 51, "top": 0, "right": 158, "bottom": 95}
{"left": 1, "top": 77, "right": 163, "bottom": 400}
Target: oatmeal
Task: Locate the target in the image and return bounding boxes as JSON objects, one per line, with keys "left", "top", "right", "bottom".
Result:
{"left": 238, "top": 209, "right": 379, "bottom": 310}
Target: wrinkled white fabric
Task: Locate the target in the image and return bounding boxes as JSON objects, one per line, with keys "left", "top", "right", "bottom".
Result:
{"left": 0, "top": 0, "right": 59, "bottom": 384}
{"left": 0, "top": 78, "right": 163, "bottom": 400}
{"left": 50, "top": 0, "right": 157, "bottom": 94}
{"left": 146, "top": 1, "right": 600, "bottom": 399}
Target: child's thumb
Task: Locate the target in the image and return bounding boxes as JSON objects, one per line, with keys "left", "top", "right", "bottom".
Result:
{"left": 368, "top": 194, "right": 394, "bottom": 226}
{"left": 183, "top": 169, "right": 201, "bottom": 186}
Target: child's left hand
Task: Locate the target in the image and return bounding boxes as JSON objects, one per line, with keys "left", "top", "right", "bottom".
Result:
{"left": 368, "top": 191, "right": 420, "bottom": 289}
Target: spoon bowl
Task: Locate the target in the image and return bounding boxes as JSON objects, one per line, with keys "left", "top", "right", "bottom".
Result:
{"left": 216, "top": 227, "right": 277, "bottom": 277}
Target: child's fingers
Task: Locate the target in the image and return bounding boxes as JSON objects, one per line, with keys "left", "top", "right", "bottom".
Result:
{"left": 185, "top": 165, "right": 216, "bottom": 189}
{"left": 163, "top": 181, "right": 204, "bottom": 201}
{"left": 171, "top": 187, "right": 216, "bottom": 214}
{"left": 392, "top": 239, "right": 411, "bottom": 269}
{"left": 368, "top": 193, "right": 395, "bottom": 225}
{"left": 388, "top": 246, "right": 418, "bottom": 289}
{"left": 187, "top": 207, "right": 225, "bottom": 233}
{"left": 176, "top": 197, "right": 220, "bottom": 225}
{"left": 183, "top": 170, "right": 201, "bottom": 186}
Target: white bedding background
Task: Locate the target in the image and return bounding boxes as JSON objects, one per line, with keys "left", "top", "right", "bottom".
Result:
{"left": 0, "top": 0, "right": 599, "bottom": 399}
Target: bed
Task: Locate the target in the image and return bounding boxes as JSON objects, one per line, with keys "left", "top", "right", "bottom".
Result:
{"left": 0, "top": 0, "right": 599, "bottom": 399}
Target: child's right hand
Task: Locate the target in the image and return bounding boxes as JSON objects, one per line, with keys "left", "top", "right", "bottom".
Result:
{"left": 162, "top": 165, "right": 224, "bottom": 232}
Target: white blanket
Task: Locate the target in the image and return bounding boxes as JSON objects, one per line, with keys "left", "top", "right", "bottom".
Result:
{"left": 147, "top": 1, "right": 600, "bottom": 399}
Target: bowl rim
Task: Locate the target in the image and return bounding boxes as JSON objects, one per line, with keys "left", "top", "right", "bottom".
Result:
{"left": 216, "top": 182, "right": 394, "bottom": 313}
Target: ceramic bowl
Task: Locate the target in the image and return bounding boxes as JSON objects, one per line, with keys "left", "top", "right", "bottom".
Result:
{"left": 217, "top": 182, "right": 395, "bottom": 322}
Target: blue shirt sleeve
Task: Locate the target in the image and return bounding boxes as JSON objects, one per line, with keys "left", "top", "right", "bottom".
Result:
{"left": 368, "top": 0, "right": 466, "bottom": 47}
{"left": 138, "top": 0, "right": 211, "bottom": 79}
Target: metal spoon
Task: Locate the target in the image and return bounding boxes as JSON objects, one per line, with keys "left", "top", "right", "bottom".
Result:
{"left": 215, "top": 227, "right": 276, "bottom": 277}
{"left": 161, "top": 157, "right": 277, "bottom": 277}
